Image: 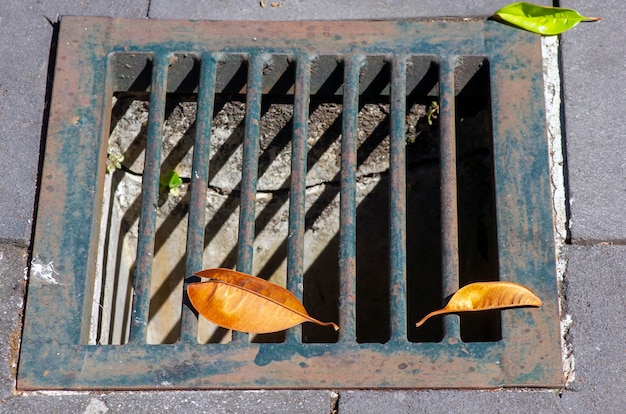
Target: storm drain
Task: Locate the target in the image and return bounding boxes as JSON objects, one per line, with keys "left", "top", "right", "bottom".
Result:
{"left": 18, "top": 17, "right": 563, "bottom": 389}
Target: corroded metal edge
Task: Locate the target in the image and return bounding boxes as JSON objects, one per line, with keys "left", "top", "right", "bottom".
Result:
{"left": 17, "top": 16, "right": 563, "bottom": 390}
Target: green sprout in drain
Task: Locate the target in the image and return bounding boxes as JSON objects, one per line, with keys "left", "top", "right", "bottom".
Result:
{"left": 426, "top": 100, "right": 439, "bottom": 126}
{"left": 160, "top": 170, "right": 183, "bottom": 197}
{"left": 106, "top": 152, "right": 125, "bottom": 173}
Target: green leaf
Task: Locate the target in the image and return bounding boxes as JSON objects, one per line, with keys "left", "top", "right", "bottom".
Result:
{"left": 493, "top": 2, "right": 600, "bottom": 35}
{"left": 106, "top": 153, "right": 124, "bottom": 173}
{"left": 160, "top": 171, "right": 183, "bottom": 189}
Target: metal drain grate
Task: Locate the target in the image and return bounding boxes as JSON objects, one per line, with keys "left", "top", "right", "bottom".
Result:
{"left": 18, "top": 17, "right": 563, "bottom": 389}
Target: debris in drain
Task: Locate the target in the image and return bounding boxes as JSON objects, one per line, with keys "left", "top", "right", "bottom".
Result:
{"left": 188, "top": 268, "right": 339, "bottom": 334}
{"left": 415, "top": 281, "right": 542, "bottom": 328}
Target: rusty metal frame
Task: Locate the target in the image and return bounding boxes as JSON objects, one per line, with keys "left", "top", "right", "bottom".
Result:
{"left": 18, "top": 16, "right": 563, "bottom": 390}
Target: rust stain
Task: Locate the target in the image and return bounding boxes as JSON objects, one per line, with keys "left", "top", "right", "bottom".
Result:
{"left": 8, "top": 329, "right": 21, "bottom": 379}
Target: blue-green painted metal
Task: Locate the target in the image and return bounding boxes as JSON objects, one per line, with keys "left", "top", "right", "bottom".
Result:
{"left": 338, "top": 56, "right": 362, "bottom": 344}
{"left": 232, "top": 53, "right": 265, "bottom": 345}
{"left": 285, "top": 54, "right": 311, "bottom": 345}
{"left": 389, "top": 56, "right": 408, "bottom": 343}
{"left": 181, "top": 53, "right": 218, "bottom": 344}
{"left": 18, "top": 16, "right": 563, "bottom": 390}
{"left": 129, "top": 54, "right": 169, "bottom": 344}
{"left": 439, "top": 55, "right": 462, "bottom": 340}
{"left": 237, "top": 54, "right": 264, "bottom": 277}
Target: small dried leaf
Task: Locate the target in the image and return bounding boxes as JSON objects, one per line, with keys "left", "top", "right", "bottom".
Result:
{"left": 493, "top": 2, "right": 600, "bottom": 35}
{"left": 415, "top": 281, "right": 542, "bottom": 328}
{"left": 188, "top": 268, "right": 339, "bottom": 334}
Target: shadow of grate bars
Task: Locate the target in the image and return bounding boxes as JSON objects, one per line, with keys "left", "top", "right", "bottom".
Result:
{"left": 122, "top": 53, "right": 474, "bottom": 345}
{"left": 18, "top": 17, "right": 563, "bottom": 390}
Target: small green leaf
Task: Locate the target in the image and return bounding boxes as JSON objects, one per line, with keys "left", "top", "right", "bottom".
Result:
{"left": 160, "top": 171, "right": 183, "bottom": 190}
{"left": 426, "top": 100, "right": 439, "bottom": 126}
{"left": 106, "top": 153, "right": 125, "bottom": 173}
{"left": 493, "top": 2, "right": 600, "bottom": 35}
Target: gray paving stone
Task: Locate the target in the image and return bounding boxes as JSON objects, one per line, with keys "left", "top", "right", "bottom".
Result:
{"left": 2, "top": 390, "right": 337, "bottom": 414}
{"left": 338, "top": 390, "right": 564, "bottom": 414}
{"left": 560, "top": 1, "right": 625, "bottom": 242}
{"left": 149, "top": 0, "right": 549, "bottom": 20}
{"left": 0, "top": 1, "right": 147, "bottom": 242}
{"left": 0, "top": 243, "right": 28, "bottom": 404}
{"left": 559, "top": 245, "right": 626, "bottom": 411}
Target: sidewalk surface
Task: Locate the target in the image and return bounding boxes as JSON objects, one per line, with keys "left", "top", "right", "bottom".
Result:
{"left": 1, "top": 1, "right": 625, "bottom": 412}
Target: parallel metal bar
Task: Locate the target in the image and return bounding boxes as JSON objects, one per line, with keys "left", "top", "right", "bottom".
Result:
{"left": 286, "top": 55, "right": 311, "bottom": 344}
{"left": 439, "top": 55, "right": 461, "bottom": 339}
{"left": 234, "top": 53, "right": 264, "bottom": 342}
{"left": 338, "top": 55, "right": 362, "bottom": 343}
{"left": 389, "top": 55, "right": 408, "bottom": 342}
{"left": 129, "top": 53, "right": 169, "bottom": 343}
{"left": 181, "top": 54, "right": 218, "bottom": 344}
{"left": 237, "top": 54, "right": 264, "bottom": 273}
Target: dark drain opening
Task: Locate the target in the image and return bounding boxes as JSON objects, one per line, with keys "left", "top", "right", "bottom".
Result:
{"left": 404, "top": 57, "right": 499, "bottom": 343}
{"left": 456, "top": 58, "right": 501, "bottom": 343}
{"left": 93, "top": 52, "right": 498, "bottom": 346}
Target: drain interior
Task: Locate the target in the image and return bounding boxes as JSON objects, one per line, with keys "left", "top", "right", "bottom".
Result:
{"left": 91, "top": 54, "right": 497, "bottom": 346}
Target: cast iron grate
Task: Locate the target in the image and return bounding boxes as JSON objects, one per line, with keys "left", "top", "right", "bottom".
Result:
{"left": 18, "top": 16, "right": 562, "bottom": 389}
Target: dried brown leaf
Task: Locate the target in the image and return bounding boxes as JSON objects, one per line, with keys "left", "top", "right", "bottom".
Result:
{"left": 188, "top": 268, "right": 339, "bottom": 334}
{"left": 415, "top": 281, "right": 542, "bottom": 327}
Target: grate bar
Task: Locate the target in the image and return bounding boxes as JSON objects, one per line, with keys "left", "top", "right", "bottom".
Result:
{"left": 338, "top": 55, "right": 363, "bottom": 343}
{"left": 234, "top": 53, "right": 264, "bottom": 342}
{"left": 129, "top": 53, "right": 170, "bottom": 344}
{"left": 389, "top": 55, "right": 408, "bottom": 342}
{"left": 439, "top": 55, "right": 461, "bottom": 340}
{"left": 181, "top": 53, "right": 218, "bottom": 343}
{"left": 237, "top": 53, "right": 264, "bottom": 274}
{"left": 285, "top": 55, "right": 311, "bottom": 344}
